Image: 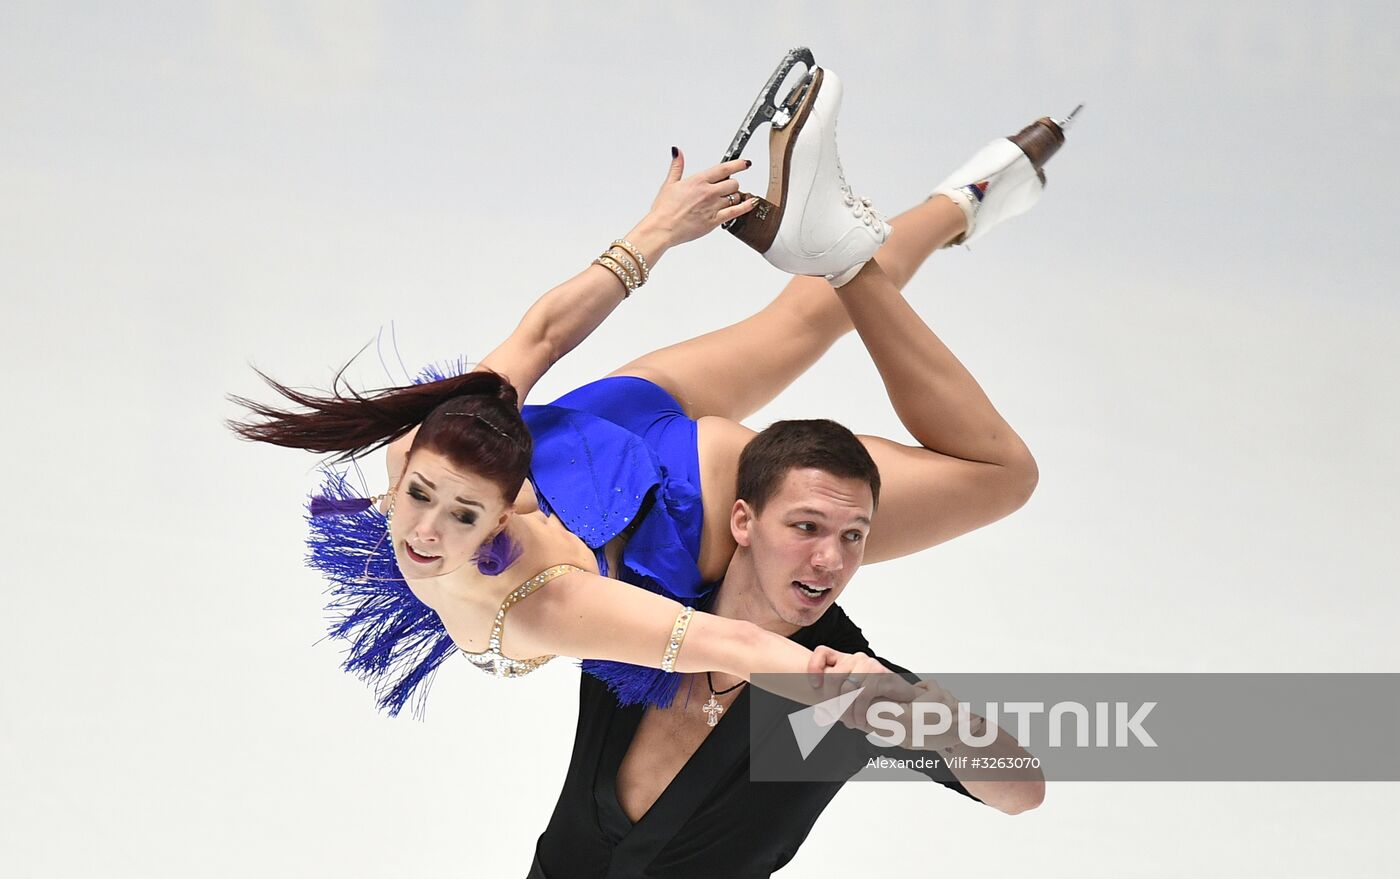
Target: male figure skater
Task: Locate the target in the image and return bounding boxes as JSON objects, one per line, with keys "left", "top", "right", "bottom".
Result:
{"left": 527, "top": 419, "right": 1044, "bottom": 878}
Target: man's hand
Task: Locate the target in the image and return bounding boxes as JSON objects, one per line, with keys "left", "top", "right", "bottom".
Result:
{"left": 805, "top": 646, "right": 924, "bottom": 734}
{"left": 901, "top": 678, "right": 986, "bottom": 754}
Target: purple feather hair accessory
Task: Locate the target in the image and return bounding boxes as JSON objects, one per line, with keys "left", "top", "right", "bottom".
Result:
{"left": 474, "top": 529, "right": 523, "bottom": 576}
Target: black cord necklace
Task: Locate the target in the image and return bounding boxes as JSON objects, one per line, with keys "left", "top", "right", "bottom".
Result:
{"left": 701, "top": 671, "right": 746, "bottom": 727}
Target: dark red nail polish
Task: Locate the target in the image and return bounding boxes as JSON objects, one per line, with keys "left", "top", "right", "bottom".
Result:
{"left": 671, "top": 146, "right": 678, "bottom": 158}
{"left": 744, "top": 159, "right": 752, "bottom": 168}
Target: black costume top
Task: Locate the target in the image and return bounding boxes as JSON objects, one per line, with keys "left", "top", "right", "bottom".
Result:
{"left": 527, "top": 604, "right": 982, "bottom": 878}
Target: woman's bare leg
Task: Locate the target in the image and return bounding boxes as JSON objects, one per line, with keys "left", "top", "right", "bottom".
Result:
{"left": 609, "top": 196, "right": 967, "bottom": 422}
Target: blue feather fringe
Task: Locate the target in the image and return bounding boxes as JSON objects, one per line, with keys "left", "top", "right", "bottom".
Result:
{"left": 580, "top": 658, "right": 686, "bottom": 708}
{"left": 306, "top": 470, "right": 456, "bottom": 718}
{"left": 413, "top": 356, "right": 471, "bottom": 385}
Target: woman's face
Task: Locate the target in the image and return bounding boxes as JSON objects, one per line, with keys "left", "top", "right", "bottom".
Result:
{"left": 389, "top": 448, "right": 512, "bottom": 577}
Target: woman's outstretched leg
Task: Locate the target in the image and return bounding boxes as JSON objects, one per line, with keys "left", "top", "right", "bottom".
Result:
{"left": 832, "top": 258, "right": 1039, "bottom": 563}
{"left": 608, "top": 195, "right": 967, "bottom": 422}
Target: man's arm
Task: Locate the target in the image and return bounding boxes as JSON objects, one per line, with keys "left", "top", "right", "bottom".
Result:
{"left": 870, "top": 655, "right": 1045, "bottom": 815}
{"left": 809, "top": 629, "right": 1045, "bottom": 816}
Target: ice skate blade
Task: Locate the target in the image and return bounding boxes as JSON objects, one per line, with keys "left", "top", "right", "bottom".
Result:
{"left": 723, "top": 66, "right": 825, "bottom": 254}
{"left": 721, "top": 46, "right": 816, "bottom": 165}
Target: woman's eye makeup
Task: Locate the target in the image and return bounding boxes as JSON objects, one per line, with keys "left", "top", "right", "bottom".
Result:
{"left": 406, "top": 483, "right": 476, "bottom": 524}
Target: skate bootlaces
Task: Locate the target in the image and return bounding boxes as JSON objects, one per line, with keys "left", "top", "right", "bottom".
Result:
{"left": 835, "top": 148, "right": 884, "bottom": 232}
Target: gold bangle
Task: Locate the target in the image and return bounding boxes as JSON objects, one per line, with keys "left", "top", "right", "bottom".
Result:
{"left": 660, "top": 606, "right": 695, "bottom": 673}
{"left": 604, "top": 245, "right": 642, "bottom": 286}
{"left": 610, "top": 238, "right": 651, "bottom": 284}
{"left": 592, "top": 254, "right": 635, "bottom": 297}
{"left": 596, "top": 252, "right": 635, "bottom": 289}
{"left": 601, "top": 246, "right": 640, "bottom": 289}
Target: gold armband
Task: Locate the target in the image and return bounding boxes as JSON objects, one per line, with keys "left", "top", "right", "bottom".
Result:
{"left": 660, "top": 606, "right": 695, "bottom": 673}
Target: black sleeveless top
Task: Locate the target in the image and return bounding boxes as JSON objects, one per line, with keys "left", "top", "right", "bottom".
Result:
{"left": 526, "top": 604, "right": 980, "bottom": 878}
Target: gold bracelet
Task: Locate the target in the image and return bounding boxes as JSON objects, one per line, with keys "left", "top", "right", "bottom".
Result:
{"left": 660, "top": 606, "right": 695, "bottom": 673}
{"left": 602, "top": 246, "right": 641, "bottom": 289}
{"left": 592, "top": 254, "right": 635, "bottom": 297}
{"left": 604, "top": 245, "right": 642, "bottom": 285}
{"left": 610, "top": 238, "right": 651, "bottom": 285}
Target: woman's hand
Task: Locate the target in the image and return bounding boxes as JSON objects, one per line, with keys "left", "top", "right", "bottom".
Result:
{"left": 638, "top": 149, "right": 759, "bottom": 249}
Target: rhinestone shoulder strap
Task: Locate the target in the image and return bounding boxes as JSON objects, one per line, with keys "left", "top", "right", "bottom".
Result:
{"left": 487, "top": 564, "right": 582, "bottom": 645}
{"left": 460, "top": 564, "right": 584, "bottom": 678}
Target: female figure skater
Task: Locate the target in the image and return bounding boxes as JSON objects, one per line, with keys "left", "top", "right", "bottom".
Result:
{"left": 229, "top": 59, "right": 1060, "bottom": 716}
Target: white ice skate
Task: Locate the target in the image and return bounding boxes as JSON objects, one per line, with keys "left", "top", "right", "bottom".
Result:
{"left": 931, "top": 105, "right": 1083, "bottom": 246}
{"left": 723, "top": 49, "right": 890, "bottom": 287}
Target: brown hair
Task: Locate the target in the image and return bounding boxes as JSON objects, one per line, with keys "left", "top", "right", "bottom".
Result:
{"left": 735, "top": 419, "right": 880, "bottom": 514}
{"left": 227, "top": 358, "right": 533, "bottom": 502}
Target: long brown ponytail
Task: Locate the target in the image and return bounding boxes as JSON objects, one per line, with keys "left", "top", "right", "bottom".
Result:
{"left": 227, "top": 357, "right": 531, "bottom": 500}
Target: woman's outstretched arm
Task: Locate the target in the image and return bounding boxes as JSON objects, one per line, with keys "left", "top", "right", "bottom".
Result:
{"left": 477, "top": 151, "right": 757, "bottom": 404}
{"left": 504, "top": 568, "right": 921, "bottom": 709}
{"left": 381, "top": 152, "right": 756, "bottom": 475}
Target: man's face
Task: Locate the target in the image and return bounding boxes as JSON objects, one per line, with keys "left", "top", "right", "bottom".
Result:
{"left": 732, "top": 467, "right": 874, "bottom": 630}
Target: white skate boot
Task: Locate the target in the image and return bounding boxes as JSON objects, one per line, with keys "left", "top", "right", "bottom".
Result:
{"left": 932, "top": 105, "right": 1082, "bottom": 246}
{"left": 723, "top": 50, "right": 890, "bottom": 287}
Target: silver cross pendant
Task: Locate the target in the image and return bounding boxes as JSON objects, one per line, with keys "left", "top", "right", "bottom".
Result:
{"left": 702, "top": 693, "right": 724, "bottom": 727}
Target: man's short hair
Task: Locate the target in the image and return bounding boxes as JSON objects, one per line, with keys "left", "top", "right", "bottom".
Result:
{"left": 735, "top": 419, "right": 881, "bottom": 514}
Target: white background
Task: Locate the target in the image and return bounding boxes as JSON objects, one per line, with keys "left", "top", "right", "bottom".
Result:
{"left": 3, "top": 1, "right": 1398, "bottom": 876}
